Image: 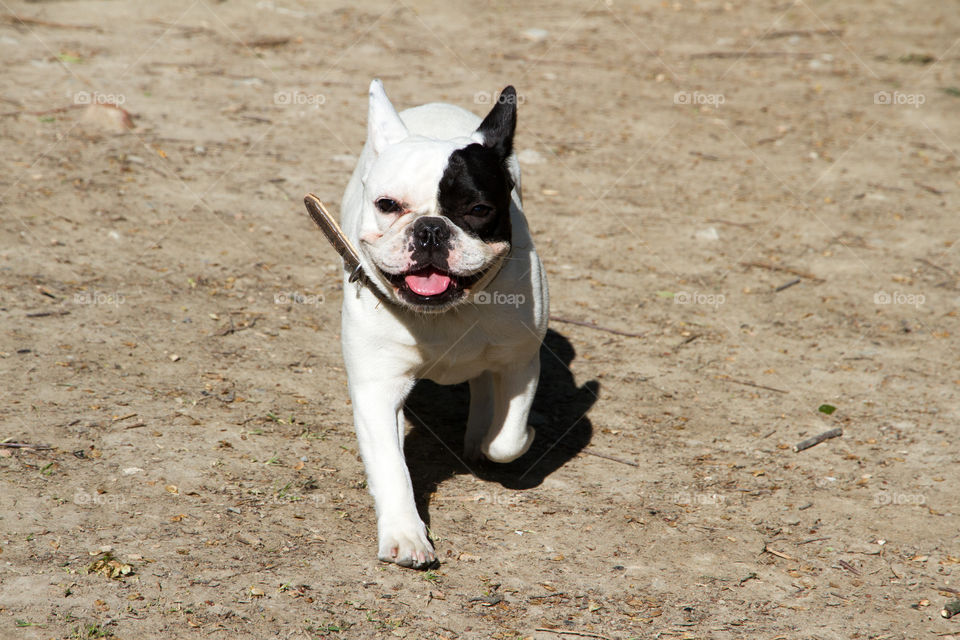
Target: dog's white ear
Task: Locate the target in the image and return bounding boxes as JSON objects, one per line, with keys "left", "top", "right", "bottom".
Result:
{"left": 368, "top": 79, "right": 408, "bottom": 154}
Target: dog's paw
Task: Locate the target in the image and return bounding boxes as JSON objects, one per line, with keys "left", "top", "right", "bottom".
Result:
{"left": 482, "top": 426, "right": 535, "bottom": 463}
{"left": 378, "top": 523, "right": 436, "bottom": 569}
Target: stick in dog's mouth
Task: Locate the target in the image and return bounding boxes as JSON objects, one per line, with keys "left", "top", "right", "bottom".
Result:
{"left": 303, "top": 193, "right": 365, "bottom": 283}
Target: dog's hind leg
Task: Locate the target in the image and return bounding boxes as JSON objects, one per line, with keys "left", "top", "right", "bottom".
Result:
{"left": 481, "top": 354, "right": 539, "bottom": 463}
{"left": 464, "top": 371, "right": 495, "bottom": 462}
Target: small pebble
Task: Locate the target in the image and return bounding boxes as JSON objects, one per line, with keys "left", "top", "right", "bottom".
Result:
{"left": 695, "top": 227, "right": 719, "bottom": 241}
{"left": 522, "top": 28, "right": 549, "bottom": 42}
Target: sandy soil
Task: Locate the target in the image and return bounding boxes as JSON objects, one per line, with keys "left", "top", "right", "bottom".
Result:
{"left": 1, "top": 1, "right": 959, "bottom": 638}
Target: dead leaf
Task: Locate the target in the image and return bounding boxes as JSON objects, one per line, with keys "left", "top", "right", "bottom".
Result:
{"left": 86, "top": 552, "right": 133, "bottom": 580}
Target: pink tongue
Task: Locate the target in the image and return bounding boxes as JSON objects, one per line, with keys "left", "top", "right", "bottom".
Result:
{"left": 404, "top": 270, "right": 452, "bottom": 296}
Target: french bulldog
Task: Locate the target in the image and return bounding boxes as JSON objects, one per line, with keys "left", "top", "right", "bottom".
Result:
{"left": 338, "top": 80, "right": 548, "bottom": 568}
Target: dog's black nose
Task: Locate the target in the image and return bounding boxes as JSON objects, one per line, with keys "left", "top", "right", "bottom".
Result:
{"left": 412, "top": 217, "right": 450, "bottom": 250}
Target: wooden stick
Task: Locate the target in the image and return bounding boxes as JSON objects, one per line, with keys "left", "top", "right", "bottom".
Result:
{"left": 718, "top": 376, "right": 788, "bottom": 394}
{"left": 580, "top": 448, "right": 639, "bottom": 468}
{"left": 762, "top": 544, "right": 794, "bottom": 561}
{"left": 690, "top": 51, "right": 816, "bottom": 60}
{"left": 549, "top": 315, "right": 644, "bottom": 339}
{"left": 837, "top": 559, "right": 860, "bottom": 575}
{"left": 3, "top": 14, "right": 101, "bottom": 31}
{"left": 762, "top": 28, "right": 844, "bottom": 39}
{"left": 793, "top": 427, "right": 842, "bottom": 452}
{"left": 534, "top": 629, "right": 612, "bottom": 640}
{"left": 914, "top": 180, "right": 946, "bottom": 195}
{"left": 674, "top": 334, "right": 701, "bottom": 349}
{"left": 528, "top": 592, "right": 566, "bottom": 600}
{"left": 706, "top": 218, "right": 753, "bottom": 228}
{"left": 741, "top": 261, "right": 824, "bottom": 282}
{"left": 0, "top": 442, "right": 52, "bottom": 450}
{"left": 774, "top": 278, "right": 802, "bottom": 293}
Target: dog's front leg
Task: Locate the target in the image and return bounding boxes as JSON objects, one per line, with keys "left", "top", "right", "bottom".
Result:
{"left": 349, "top": 377, "right": 435, "bottom": 568}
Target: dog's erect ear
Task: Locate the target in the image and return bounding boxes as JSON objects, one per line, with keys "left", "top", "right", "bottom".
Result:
{"left": 474, "top": 86, "right": 517, "bottom": 158}
{"left": 368, "top": 79, "right": 409, "bottom": 154}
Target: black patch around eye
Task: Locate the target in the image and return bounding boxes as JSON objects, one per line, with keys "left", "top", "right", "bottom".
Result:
{"left": 468, "top": 204, "right": 494, "bottom": 217}
{"left": 437, "top": 144, "right": 512, "bottom": 245}
{"left": 375, "top": 197, "right": 403, "bottom": 213}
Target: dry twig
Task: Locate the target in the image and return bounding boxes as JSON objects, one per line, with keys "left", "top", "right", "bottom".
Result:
{"left": 580, "top": 448, "right": 639, "bottom": 468}
{"left": 549, "top": 315, "right": 644, "bottom": 339}
{"left": 718, "top": 376, "right": 788, "bottom": 394}
{"left": 741, "top": 261, "right": 824, "bottom": 282}
{"left": 0, "top": 442, "right": 52, "bottom": 450}
{"left": 534, "top": 629, "right": 613, "bottom": 640}
{"left": 793, "top": 427, "right": 843, "bottom": 452}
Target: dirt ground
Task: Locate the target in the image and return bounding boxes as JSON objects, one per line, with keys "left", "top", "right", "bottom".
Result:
{"left": 2, "top": 0, "right": 959, "bottom": 638}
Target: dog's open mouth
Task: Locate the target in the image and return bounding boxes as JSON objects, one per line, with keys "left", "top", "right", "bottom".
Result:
{"left": 383, "top": 266, "right": 487, "bottom": 308}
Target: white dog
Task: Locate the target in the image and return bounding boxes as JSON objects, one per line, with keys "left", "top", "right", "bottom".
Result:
{"left": 338, "top": 80, "right": 548, "bottom": 568}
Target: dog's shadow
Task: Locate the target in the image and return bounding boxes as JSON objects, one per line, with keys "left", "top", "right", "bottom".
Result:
{"left": 403, "top": 328, "right": 599, "bottom": 527}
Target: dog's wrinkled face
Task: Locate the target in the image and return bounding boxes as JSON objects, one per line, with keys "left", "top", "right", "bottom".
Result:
{"left": 358, "top": 82, "right": 518, "bottom": 312}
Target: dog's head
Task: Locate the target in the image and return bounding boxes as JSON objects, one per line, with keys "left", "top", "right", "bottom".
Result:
{"left": 357, "top": 80, "right": 517, "bottom": 313}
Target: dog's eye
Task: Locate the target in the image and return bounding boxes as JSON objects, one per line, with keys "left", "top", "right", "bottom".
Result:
{"left": 375, "top": 198, "right": 403, "bottom": 213}
{"left": 468, "top": 204, "right": 494, "bottom": 218}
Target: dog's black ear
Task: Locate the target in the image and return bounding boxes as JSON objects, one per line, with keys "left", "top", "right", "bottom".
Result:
{"left": 476, "top": 86, "right": 517, "bottom": 158}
